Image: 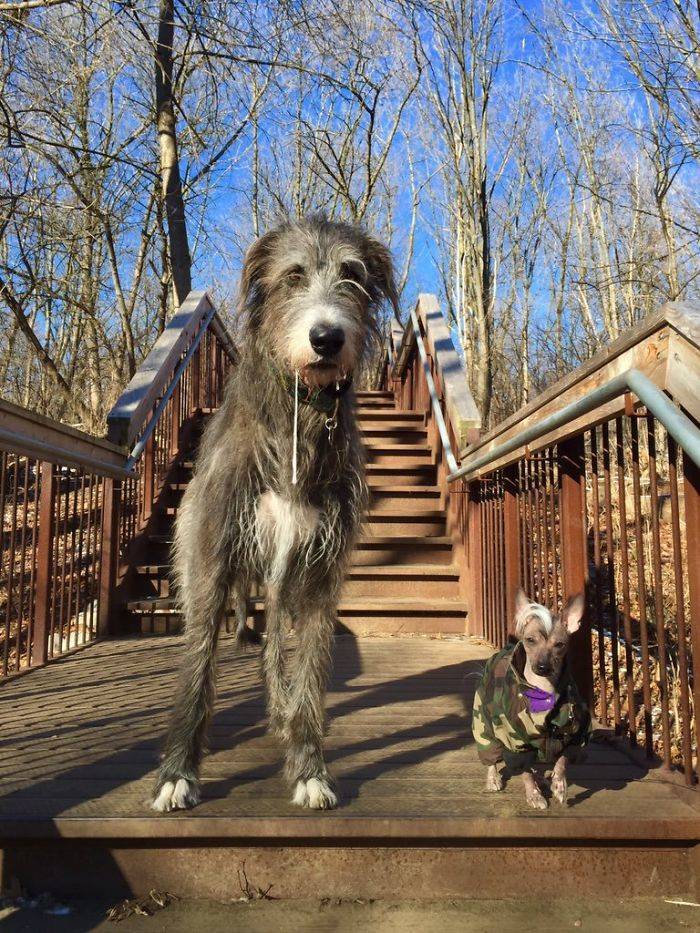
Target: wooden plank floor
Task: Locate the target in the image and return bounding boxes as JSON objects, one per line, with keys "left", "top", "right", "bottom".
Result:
{"left": 1, "top": 635, "right": 698, "bottom": 842}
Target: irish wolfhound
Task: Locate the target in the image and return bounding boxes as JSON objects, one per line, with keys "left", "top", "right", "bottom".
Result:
{"left": 152, "top": 215, "right": 397, "bottom": 812}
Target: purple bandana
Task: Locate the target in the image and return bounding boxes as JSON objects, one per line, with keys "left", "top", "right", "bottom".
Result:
{"left": 523, "top": 686, "right": 556, "bottom": 714}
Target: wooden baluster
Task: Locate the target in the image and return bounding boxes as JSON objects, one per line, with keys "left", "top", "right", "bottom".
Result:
{"left": 32, "top": 461, "right": 56, "bottom": 667}
{"left": 559, "top": 435, "right": 593, "bottom": 705}
{"left": 502, "top": 464, "right": 521, "bottom": 641}
{"left": 142, "top": 434, "right": 155, "bottom": 521}
{"left": 170, "top": 381, "right": 181, "bottom": 459}
{"left": 467, "top": 480, "right": 484, "bottom": 637}
{"left": 98, "top": 477, "right": 122, "bottom": 638}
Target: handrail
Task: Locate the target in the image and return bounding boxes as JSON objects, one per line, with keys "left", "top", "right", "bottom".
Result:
{"left": 0, "top": 426, "right": 130, "bottom": 479}
{"left": 407, "top": 302, "right": 460, "bottom": 475}
{"left": 390, "top": 294, "right": 481, "bottom": 451}
{"left": 125, "top": 297, "right": 218, "bottom": 471}
{"left": 449, "top": 368, "right": 700, "bottom": 483}
{"left": 107, "top": 291, "right": 236, "bottom": 447}
{"left": 0, "top": 398, "right": 128, "bottom": 478}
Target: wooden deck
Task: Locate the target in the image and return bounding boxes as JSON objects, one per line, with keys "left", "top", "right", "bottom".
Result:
{"left": 1, "top": 635, "right": 700, "bottom": 899}
{"left": 2, "top": 633, "right": 698, "bottom": 832}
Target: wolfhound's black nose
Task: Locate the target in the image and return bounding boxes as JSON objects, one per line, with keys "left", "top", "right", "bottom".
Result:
{"left": 309, "top": 324, "right": 345, "bottom": 357}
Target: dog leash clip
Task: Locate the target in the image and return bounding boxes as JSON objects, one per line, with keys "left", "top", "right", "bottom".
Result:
{"left": 325, "top": 389, "right": 340, "bottom": 444}
{"left": 325, "top": 415, "right": 337, "bottom": 444}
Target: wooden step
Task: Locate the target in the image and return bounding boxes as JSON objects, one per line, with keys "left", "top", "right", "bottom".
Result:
{"left": 146, "top": 532, "right": 455, "bottom": 567}
{"left": 352, "top": 535, "right": 454, "bottom": 566}
{"left": 167, "top": 462, "right": 441, "bottom": 493}
{"left": 363, "top": 509, "right": 446, "bottom": 536}
{"left": 162, "top": 484, "right": 443, "bottom": 512}
{"left": 369, "top": 485, "right": 442, "bottom": 509}
{"left": 360, "top": 425, "right": 428, "bottom": 444}
{"left": 133, "top": 564, "right": 461, "bottom": 600}
{"left": 355, "top": 408, "right": 424, "bottom": 423}
{"left": 363, "top": 443, "right": 433, "bottom": 466}
{"left": 127, "top": 596, "right": 468, "bottom": 636}
{"left": 354, "top": 390, "right": 395, "bottom": 401}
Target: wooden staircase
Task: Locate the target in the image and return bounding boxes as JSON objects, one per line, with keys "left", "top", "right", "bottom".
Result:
{"left": 124, "top": 389, "right": 468, "bottom": 636}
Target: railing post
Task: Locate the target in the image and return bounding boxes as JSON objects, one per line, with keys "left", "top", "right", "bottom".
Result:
{"left": 466, "top": 480, "right": 484, "bottom": 637}
{"left": 170, "top": 381, "right": 181, "bottom": 458}
{"left": 98, "top": 477, "right": 122, "bottom": 637}
{"left": 142, "top": 434, "right": 155, "bottom": 520}
{"left": 32, "top": 461, "right": 56, "bottom": 667}
{"left": 503, "top": 464, "right": 521, "bottom": 639}
{"left": 682, "top": 451, "right": 700, "bottom": 781}
{"left": 559, "top": 435, "right": 593, "bottom": 705}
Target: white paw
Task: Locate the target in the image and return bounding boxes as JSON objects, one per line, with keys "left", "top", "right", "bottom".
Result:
{"left": 292, "top": 776, "right": 338, "bottom": 810}
{"left": 551, "top": 774, "right": 568, "bottom": 806}
{"left": 151, "top": 777, "right": 200, "bottom": 812}
{"left": 485, "top": 766, "right": 504, "bottom": 792}
{"left": 525, "top": 786, "right": 548, "bottom": 810}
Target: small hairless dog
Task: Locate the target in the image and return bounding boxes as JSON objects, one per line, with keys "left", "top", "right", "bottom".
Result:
{"left": 471, "top": 588, "right": 591, "bottom": 809}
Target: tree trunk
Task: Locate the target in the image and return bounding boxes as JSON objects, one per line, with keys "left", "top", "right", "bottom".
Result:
{"left": 155, "top": 0, "right": 192, "bottom": 308}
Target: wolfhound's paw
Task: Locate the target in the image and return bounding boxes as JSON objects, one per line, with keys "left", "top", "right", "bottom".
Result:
{"left": 485, "top": 766, "right": 504, "bottom": 793}
{"left": 551, "top": 773, "right": 568, "bottom": 806}
{"left": 525, "top": 785, "right": 548, "bottom": 810}
{"left": 292, "top": 776, "right": 338, "bottom": 810}
{"left": 151, "top": 777, "right": 200, "bottom": 812}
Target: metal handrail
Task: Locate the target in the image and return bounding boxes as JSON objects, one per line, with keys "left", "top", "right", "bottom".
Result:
{"left": 408, "top": 303, "right": 460, "bottom": 475}
{"left": 448, "top": 368, "right": 700, "bottom": 483}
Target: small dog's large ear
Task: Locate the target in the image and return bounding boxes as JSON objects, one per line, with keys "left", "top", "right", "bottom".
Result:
{"left": 239, "top": 228, "right": 279, "bottom": 327}
{"left": 562, "top": 592, "right": 586, "bottom": 634}
{"left": 362, "top": 235, "right": 400, "bottom": 319}
{"left": 515, "top": 587, "right": 531, "bottom": 616}
{"left": 514, "top": 587, "right": 531, "bottom": 636}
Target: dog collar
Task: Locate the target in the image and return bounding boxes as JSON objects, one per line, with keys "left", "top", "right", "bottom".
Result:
{"left": 282, "top": 373, "right": 353, "bottom": 415}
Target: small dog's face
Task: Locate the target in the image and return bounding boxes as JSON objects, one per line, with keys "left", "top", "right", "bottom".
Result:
{"left": 514, "top": 588, "right": 585, "bottom": 682}
{"left": 239, "top": 216, "right": 397, "bottom": 387}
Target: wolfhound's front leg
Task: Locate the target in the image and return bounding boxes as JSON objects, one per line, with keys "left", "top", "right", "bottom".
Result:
{"left": 151, "top": 494, "right": 230, "bottom": 812}
{"left": 262, "top": 584, "right": 289, "bottom": 736}
{"left": 285, "top": 605, "right": 337, "bottom": 810}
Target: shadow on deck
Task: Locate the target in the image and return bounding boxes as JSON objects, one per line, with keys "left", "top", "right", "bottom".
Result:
{"left": 0, "top": 635, "right": 699, "bottom": 902}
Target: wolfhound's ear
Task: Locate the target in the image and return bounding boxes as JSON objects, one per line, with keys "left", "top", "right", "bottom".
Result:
{"left": 239, "top": 229, "right": 279, "bottom": 327}
{"left": 361, "top": 235, "right": 400, "bottom": 319}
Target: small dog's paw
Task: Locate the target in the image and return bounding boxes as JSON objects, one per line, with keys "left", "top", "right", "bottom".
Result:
{"left": 525, "top": 785, "right": 548, "bottom": 810}
{"left": 485, "top": 767, "right": 504, "bottom": 793}
{"left": 292, "top": 776, "right": 338, "bottom": 810}
{"left": 551, "top": 773, "right": 568, "bottom": 806}
{"left": 151, "top": 777, "right": 200, "bottom": 812}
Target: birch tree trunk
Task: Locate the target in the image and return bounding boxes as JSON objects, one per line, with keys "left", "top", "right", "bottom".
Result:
{"left": 155, "top": 0, "right": 192, "bottom": 308}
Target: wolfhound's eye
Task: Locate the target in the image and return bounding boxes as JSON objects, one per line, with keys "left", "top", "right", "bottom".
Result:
{"left": 285, "top": 265, "right": 305, "bottom": 285}
{"left": 339, "top": 260, "right": 365, "bottom": 283}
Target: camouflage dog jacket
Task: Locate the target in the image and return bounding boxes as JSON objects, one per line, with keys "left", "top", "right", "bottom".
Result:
{"left": 472, "top": 642, "right": 591, "bottom": 771}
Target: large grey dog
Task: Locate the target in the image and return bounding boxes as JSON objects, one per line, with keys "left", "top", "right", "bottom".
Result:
{"left": 152, "top": 215, "right": 397, "bottom": 812}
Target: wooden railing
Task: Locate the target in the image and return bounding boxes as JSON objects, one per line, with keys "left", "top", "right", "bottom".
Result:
{"left": 384, "top": 297, "right": 700, "bottom": 785}
{"left": 0, "top": 401, "right": 127, "bottom": 678}
{"left": 0, "top": 290, "right": 235, "bottom": 680}
{"left": 105, "top": 291, "right": 235, "bottom": 615}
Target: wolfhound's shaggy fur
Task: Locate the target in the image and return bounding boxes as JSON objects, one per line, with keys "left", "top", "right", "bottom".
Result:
{"left": 152, "top": 215, "right": 397, "bottom": 812}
